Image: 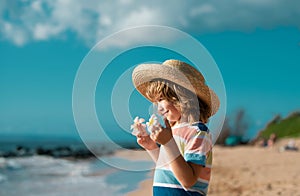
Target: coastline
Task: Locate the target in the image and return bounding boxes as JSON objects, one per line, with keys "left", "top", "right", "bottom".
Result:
{"left": 126, "top": 178, "right": 153, "bottom": 196}
{"left": 119, "top": 138, "right": 300, "bottom": 196}
{"left": 112, "top": 148, "right": 154, "bottom": 196}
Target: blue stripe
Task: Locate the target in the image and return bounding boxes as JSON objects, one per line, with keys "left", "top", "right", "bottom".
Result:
{"left": 154, "top": 169, "right": 209, "bottom": 195}
{"left": 154, "top": 169, "right": 181, "bottom": 185}
{"left": 153, "top": 186, "right": 205, "bottom": 196}
{"left": 184, "top": 153, "right": 206, "bottom": 166}
{"left": 192, "top": 181, "right": 209, "bottom": 191}
{"left": 192, "top": 122, "right": 208, "bottom": 132}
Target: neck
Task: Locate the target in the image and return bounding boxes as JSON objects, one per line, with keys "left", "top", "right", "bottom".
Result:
{"left": 171, "top": 116, "right": 188, "bottom": 127}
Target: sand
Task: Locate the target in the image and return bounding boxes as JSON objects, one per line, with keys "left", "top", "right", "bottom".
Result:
{"left": 116, "top": 138, "right": 300, "bottom": 196}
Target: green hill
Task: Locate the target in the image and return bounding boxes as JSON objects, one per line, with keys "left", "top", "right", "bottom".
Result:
{"left": 258, "top": 111, "right": 300, "bottom": 139}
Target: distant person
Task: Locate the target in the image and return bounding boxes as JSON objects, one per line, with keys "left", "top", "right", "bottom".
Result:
{"left": 267, "top": 133, "right": 277, "bottom": 148}
{"left": 131, "top": 60, "right": 220, "bottom": 196}
{"left": 284, "top": 139, "right": 298, "bottom": 151}
{"left": 257, "top": 138, "right": 268, "bottom": 147}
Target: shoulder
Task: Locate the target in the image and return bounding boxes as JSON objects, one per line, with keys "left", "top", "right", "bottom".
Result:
{"left": 186, "top": 122, "right": 209, "bottom": 137}
{"left": 173, "top": 122, "right": 209, "bottom": 141}
{"left": 191, "top": 122, "right": 209, "bottom": 133}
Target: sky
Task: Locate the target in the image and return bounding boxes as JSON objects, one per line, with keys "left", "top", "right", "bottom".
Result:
{"left": 1, "top": 0, "right": 300, "bottom": 143}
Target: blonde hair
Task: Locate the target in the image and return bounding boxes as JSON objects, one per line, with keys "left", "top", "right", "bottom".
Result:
{"left": 146, "top": 80, "right": 210, "bottom": 124}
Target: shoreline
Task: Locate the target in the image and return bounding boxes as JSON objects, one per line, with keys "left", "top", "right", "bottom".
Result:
{"left": 126, "top": 178, "right": 153, "bottom": 196}
{"left": 112, "top": 148, "right": 154, "bottom": 196}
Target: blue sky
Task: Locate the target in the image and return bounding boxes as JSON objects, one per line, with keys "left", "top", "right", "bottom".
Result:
{"left": 1, "top": 0, "right": 300, "bottom": 142}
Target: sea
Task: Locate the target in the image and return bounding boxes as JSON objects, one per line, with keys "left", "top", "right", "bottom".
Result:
{"left": 0, "top": 140, "right": 153, "bottom": 196}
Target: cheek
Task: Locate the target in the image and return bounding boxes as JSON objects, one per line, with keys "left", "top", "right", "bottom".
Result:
{"left": 168, "top": 105, "right": 181, "bottom": 120}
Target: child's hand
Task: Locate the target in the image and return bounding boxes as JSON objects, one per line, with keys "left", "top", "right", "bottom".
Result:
{"left": 137, "top": 135, "right": 158, "bottom": 150}
{"left": 150, "top": 118, "right": 173, "bottom": 145}
{"left": 131, "top": 116, "right": 158, "bottom": 150}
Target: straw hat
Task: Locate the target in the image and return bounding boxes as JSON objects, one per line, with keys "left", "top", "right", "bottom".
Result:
{"left": 132, "top": 59, "right": 220, "bottom": 117}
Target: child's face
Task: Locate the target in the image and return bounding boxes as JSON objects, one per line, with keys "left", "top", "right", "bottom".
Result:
{"left": 156, "top": 99, "right": 181, "bottom": 123}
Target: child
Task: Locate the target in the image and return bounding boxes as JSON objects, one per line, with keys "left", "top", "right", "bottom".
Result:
{"left": 131, "top": 59, "right": 220, "bottom": 196}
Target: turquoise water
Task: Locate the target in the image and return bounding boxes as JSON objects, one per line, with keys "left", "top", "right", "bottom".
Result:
{"left": 0, "top": 155, "right": 152, "bottom": 196}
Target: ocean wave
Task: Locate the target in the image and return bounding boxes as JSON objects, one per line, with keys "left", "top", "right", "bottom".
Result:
{"left": 6, "top": 159, "right": 22, "bottom": 170}
{"left": 0, "top": 155, "right": 151, "bottom": 196}
{"left": 0, "top": 157, "right": 5, "bottom": 168}
{"left": 0, "top": 173, "right": 7, "bottom": 183}
{"left": 0, "top": 157, "right": 24, "bottom": 170}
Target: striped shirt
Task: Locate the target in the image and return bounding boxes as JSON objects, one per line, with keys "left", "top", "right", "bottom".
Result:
{"left": 153, "top": 122, "right": 212, "bottom": 196}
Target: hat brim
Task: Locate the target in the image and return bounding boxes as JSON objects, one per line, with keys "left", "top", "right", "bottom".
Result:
{"left": 132, "top": 62, "right": 220, "bottom": 116}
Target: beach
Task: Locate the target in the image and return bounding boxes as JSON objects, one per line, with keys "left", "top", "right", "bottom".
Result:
{"left": 1, "top": 138, "right": 298, "bottom": 196}
{"left": 123, "top": 138, "right": 300, "bottom": 196}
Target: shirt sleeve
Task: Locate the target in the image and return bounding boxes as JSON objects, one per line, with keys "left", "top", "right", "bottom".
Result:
{"left": 183, "top": 129, "right": 212, "bottom": 166}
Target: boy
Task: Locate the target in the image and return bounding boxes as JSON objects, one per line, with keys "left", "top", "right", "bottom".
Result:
{"left": 131, "top": 59, "right": 219, "bottom": 195}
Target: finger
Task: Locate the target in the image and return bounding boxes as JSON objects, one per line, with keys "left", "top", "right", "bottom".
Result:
{"left": 137, "top": 138, "right": 142, "bottom": 144}
{"left": 152, "top": 129, "right": 159, "bottom": 134}
{"left": 150, "top": 133, "right": 156, "bottom": 141}
{"left": 164, "top": 118, "right": 171, "bottom": 129}
{"left": 156, "top": 127, "right": 163, "bottom": 133}
{"left": 137, "top": 133, "right": 142, "bottom": 137}
{"left": 151, "top": 130, "right": 156, "bottom": 136}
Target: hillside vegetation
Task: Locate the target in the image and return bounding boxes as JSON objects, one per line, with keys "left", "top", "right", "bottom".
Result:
{"left": 258, "top": 111, "right": 300, "bottom": 139}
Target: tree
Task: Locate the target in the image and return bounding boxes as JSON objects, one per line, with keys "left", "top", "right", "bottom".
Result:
{"left": 216, "top": 117, "right": 230, "bottom": 145}
{"left": 231, "top": 109, "right": 249, "bottom": 138}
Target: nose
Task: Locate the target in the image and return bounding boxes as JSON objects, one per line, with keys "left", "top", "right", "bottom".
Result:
{"left": 157, "top": 103, "right": 164, "bottom": 113}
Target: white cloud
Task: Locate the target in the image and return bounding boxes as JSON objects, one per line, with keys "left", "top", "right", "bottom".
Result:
{"left": 190, "top": 4, "right": 216, "bottom": 17}
{"left": 96, "top": 25, "right": 179, "bottom": 50}
{"left": 2, "top": 22, "right": 28, "bottom": 46}
{"left": 99, "top": 15, "right": 112, "bottom": 26}
{"left": 118, "top": 6, "right": 162, "bottom": 28}
{"left": 33, "top": 23, "right": 62, "bottom": 40}
{"left": 31, "top": 1, "right": 43, "bottom": 12}
{"left": 0, "top": 0, "right": 300, "bottom": 47}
